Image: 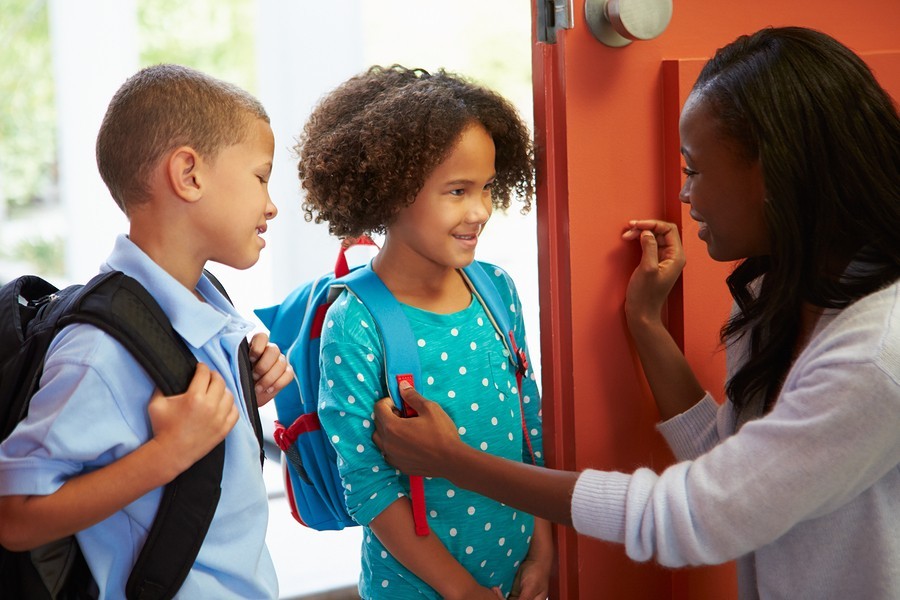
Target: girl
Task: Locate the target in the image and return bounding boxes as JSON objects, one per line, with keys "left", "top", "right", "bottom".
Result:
{"left": 371, "top": 27, "right": 900, "bottom": 599}
{"left": 296, "top": 66, "right": 551, "bottom": 600}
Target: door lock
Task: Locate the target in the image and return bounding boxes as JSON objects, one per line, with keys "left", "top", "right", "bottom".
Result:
{"left": 584, "top": 0, "right": 673, "bottom": 47}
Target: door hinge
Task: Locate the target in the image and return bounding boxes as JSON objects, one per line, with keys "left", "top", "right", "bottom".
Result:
{"left": 537, "top": 0, "right": 574, "bottom": 44}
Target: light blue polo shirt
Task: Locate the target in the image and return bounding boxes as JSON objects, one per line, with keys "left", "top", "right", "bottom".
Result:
{"left": 0, "top": 235, "right": 277, "bottom": 600}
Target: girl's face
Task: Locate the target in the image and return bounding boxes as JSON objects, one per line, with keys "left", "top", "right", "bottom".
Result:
{"left": 679, "top": 93, "right": 769, "bottom": 262}
{"left": 387, "top": 123, "right": 495, "bottom": 271}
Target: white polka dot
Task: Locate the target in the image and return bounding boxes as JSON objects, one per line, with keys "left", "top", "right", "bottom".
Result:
{"left": 498, "top": 537, "right": 506, "bottom": 546}
{"left": 331, "top": 435, "right": 340, "bottom": 443}
{"left": 465, "top": 546, "right": 474, "bottom": 554}
{"left": 356, "top": 373, "right": 365, "bottom": 382}
{"left": 485, "top": 522, "right": 492, "bottom": 531}
{"left": 447, "top": 489, "right": 456, "bottom": 498}
{"left": 367, "top": 353, "right": 375, "bottom": 362}
{"left": 381, "top": 580, "right": 389, "bottom": 588}
{"left": 427, "top": 376, "right": 435, "bottom": 385}
{"left": 507, "top": 549, "right": 513, "bottom": 557}
{"left": 531, "top": 428, "right": 539, "bottom": 436}
{"left": 440, "top": 352, "right": 448, "bottom": 361}
{"left": 458, "top": 426, "right": 466, "bottom": 435}
{"left": 459, "top": 366, "right": 467, "bottom": 375}
{"left": 499, "top": 392, "right": 505, "bottom": 401}
{"left": 417, "top": 339, "right": 426, "bottom": 347}
{"left": 509, "top": 303, "right": 516, "bottom": 313}
{"left": 508, "top": 433, "right": 514, "bottom": 441}
{"left": 327, "top": 380, "right": 334, "bottom": 388}
{"left": 480, "top": 442, "right": 488, "bottom": 450}
{"left": 370, "top": 492, "right": 378, "bottom": 499}
{"left": 319, "top": 402, "right": 326, "bottom": 410}
{"left": 494, "top": 268, "right": 502, "bottom": 276}
{"left": 362, "top": 419, "right": 371, "bottom": 428}
{"left": 477, "top": 317, "right": 484, "bottom": 326}
{"left": 521, "top": 524, "right": 527, "bottom": 533}
{"left": 511, "top": 387, "right": 518, "bottom": 395}
{"left": 470, "top": 342, "right": 477, "bottom": 350}
{"left": 334, "top": 355, "right": 342, "bottom": 364}
{"left": 514, "top": 561, "right": 520, "bottom": 568}
{"left": 348, "top": 395, "right": 356, "bottom": 404}
{"left": 381, "top": 551, "right": 388, "bottom": 559}
{"left": 448, "top": 390, "right": 456, "bottom": 398}
{"left": 430, "top": 510, "right": 438, "bottom": 518}
{"left": 513, "top": 512, "right": 518, "bottom": 519}
{"left": 482, "top": 378, "right": 489, "bottom": 386}
{"left": 451, "top": 328, "right": 459, "bottom": 336}
{"left": 372, "top": 466, "right": 379, "bottom": 472}
{"left": 356, "top": 444, "right": 365, "bottom": 453}
{"left": 327, "top": 319, "right": 334, "bottom": 328}
{"left": 467, "top": 506, "right": 476, "bottom": 515}
{"left": 471, "top": 403, "right": 479, "bottom": 411}
{"left": 449, "top": 528, "right": 458, "bottom": 537}
{"left": 361, "top": 320, "right": 369, "bottom": 328}
{"left": 481, "top": 560, "right": 487, "bottom": 568}
{"left": 536, "top": 451, "right": 542, "bottom": 459}
{"left": 491, "top": 417, "right": 498, "bottom": 426}
{"left": 339, "top": 411, "right": 346, "bottom": 417}
{"left": 523, "top": 395, "right": 530, "bottom": 404}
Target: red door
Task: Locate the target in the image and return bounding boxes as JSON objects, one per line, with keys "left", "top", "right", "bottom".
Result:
{"left": 531, "top": 1, "right": 900, "bottom": 598}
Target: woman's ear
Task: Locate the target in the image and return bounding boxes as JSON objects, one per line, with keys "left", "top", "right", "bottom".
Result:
{"left": 167, "top": 146, "right": 203, "bottom": 203}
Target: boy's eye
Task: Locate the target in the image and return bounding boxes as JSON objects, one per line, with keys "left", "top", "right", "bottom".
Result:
{"left": 257, "top": 175, "right": 269, "bottom": 184}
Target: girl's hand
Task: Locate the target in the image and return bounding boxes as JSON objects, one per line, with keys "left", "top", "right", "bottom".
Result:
{"left": 622, "top": 220, "right": 686, "bottom": 329}
{"left": 248, "top": 332, "right": 294, "bottom": 406}
{"left": 509, "top": 519, "right": 552, "bottom": 600}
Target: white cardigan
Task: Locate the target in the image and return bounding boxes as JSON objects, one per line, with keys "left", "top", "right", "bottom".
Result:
{"left": 571, "top": 280, "right": 900, "bottom": 599}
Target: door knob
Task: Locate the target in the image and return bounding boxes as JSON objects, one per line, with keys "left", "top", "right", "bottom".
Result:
{"left": 584, "top": 0, "right": 673, "bottom": 47}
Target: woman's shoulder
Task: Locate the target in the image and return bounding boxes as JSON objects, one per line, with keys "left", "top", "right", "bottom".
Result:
{"left": 805, "top": 278, "right": 900, "bottom": 369}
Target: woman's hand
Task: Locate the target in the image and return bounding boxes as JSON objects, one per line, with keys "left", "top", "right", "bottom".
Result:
{"left": 622, "top": 220, "right": 686, "bottom": 329}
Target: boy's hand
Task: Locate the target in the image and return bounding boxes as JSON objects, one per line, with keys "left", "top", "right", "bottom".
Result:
{"left": 147, "top": 363, "right": 238, "bottom": 475}
{"left": 248, "top": 332, "right": 294, "bottom": 406}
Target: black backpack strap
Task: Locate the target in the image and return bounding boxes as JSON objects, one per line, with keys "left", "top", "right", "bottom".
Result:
{"left": 203, "top": 269, "right": 265, "bottom": 467}
{"left": 60, "top": 272, "right": 223, "bottom": 600}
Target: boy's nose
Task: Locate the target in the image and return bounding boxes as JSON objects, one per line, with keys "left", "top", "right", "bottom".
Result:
{"left": 266, "top": 198, "right": 278, "bottom": 219}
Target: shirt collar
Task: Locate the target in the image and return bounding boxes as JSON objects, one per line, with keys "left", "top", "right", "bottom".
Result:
{"left": 102, "top": 235, "right": 254, "bottom": 349}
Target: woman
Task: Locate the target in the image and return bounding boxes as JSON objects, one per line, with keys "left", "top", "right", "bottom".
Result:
{"left": 372, "top": 26, "right": 900, "bottom": 598}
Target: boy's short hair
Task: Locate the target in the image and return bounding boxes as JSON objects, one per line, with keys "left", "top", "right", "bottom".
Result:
{"left": 296, "top": 65, "right": 535, "bottom": 238}
{"left": 96, "top": 64, "right": 269, "bottom": 214}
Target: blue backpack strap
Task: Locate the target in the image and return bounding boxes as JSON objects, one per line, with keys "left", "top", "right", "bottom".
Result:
{"left": 334, "top": 266, "right": 421, "bottom": 412}
{"left": 333, "top": 265, "right": 429, "bottom": 536}
{"left": 461, "top": 263, "right": 536, "bottom": 464}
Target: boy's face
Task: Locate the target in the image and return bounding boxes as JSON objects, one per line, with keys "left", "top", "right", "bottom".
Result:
{"left": 387, "top": 123, "right": 495, "bottom": 271}
{"left": 196, "top": 118, "right": 277, "bottom": 269}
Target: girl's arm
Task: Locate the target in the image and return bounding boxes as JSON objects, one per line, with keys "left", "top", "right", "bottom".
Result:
{"left": 0, "top": 364, "right": 237, "bottom": 550}
{"left": 369, "top": 498, "right": 503, "bottom": 600}
{"left": 621, "top": 220, "right": 706, "bottom": 419}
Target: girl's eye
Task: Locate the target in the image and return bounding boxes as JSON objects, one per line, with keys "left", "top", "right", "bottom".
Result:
{"left": 483, "top": 181, "right": 494, "bottom": 191}
{"left": 449, "top": 188, "right": 465, "bottom": 197}
{"left": 681, "top": 166, "right": 698, "bottom": 178}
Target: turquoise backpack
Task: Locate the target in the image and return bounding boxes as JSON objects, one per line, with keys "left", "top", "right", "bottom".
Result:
{"left": 255, "top": 241, "right": 533, "bottom": 536}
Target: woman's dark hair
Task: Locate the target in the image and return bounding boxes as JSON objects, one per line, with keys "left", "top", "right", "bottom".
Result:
{"left": 295, "top": 65, "right": 535, "bottom": 238}
{"left": 691, "top": 27, "right": 900, "bottom": 413}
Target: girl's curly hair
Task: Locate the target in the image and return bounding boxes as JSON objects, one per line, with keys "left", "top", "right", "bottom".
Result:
{"left": 296, "top": 65, "right": 535, "bottom": 238}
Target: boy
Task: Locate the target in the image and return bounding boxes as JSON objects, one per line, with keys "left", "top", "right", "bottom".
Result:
{"left": 0, "top": 64, "right": 291, "bottom": 599}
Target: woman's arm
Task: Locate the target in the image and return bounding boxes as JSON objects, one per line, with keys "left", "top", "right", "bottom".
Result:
{"left": 622, "top": 221, "right": 706, "bottom": 419}
{"left": 374, "top": 384, "right": 580, "bottom": 527}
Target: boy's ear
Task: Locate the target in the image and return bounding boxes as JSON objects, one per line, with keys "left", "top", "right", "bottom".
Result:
{"left": 167, "top": 146, "right": 204, "bottom": 202}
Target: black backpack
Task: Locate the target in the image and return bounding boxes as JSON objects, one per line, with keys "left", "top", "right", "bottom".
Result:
{"left": 0, "top": 270, "right": 264, "bottom": 600}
